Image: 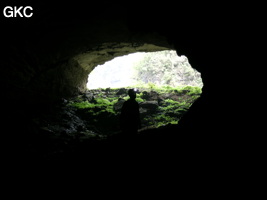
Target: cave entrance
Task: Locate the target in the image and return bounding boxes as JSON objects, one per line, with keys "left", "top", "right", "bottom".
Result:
{"left": 87, "top": 50, "right": 203, "bottom": 89}
{"left": 68, "top": 50, "right": 203, "bottom": 133}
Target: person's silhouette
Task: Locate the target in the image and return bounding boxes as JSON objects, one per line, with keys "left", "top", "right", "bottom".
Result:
{"left": 120, "top": 89, "right": 141, "bottom": 135}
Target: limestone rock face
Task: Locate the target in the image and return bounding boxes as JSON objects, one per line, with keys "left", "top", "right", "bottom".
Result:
{"left": 2, "top": 21, "right": 171, "bottom": 104}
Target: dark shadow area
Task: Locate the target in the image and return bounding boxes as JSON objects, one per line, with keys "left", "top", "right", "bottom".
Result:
{"left": 120, "top": 89, "right": 141, "bottom": 135}
{"left": 0, "top": 1, "right": 248, "bottom": 180}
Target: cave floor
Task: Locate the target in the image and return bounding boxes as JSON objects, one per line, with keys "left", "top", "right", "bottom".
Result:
{"left": 3, "top": 87, "right": 201, "bottom": 162}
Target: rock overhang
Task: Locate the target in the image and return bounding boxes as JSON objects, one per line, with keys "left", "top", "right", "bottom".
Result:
{"left": 73, "top": 42, "right": 171, "bottom": 72}
{"left": 2, "top": 17, "right": 175, "bottom": 104}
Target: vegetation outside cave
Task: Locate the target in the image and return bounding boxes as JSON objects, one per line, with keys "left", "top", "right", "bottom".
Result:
{"left": 32, "top": 50, "right": 203, "bottom": 152}
{"left": 87, "top": 50, "right": 203, "bottom": 89}
{"left": 69, "top": 85, "right": 202, "bottom": 135}
{"left": 65, "top": 50, "right": 204, "bottom": 135}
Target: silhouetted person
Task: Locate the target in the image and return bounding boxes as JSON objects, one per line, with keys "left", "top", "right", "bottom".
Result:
{"left": 120, "top": 89, "right": 141, "bottom": 135}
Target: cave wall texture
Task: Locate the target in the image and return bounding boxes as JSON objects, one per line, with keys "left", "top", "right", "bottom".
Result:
{"left": 0, "top": 0, "right": 248, "bottom": 137}
{"left": 1, "top": 3, "right": 174, "bottom": 103}
{"left": 0, "top": 0, "right": 263, "bottom": 190}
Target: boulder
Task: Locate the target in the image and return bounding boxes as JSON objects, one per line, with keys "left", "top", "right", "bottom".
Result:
{"left": 139, "top": 107, "right": 147, "bottom": 114}
{"left": 116, "top": 88, "right": 128, "bottom": 96}
{"left": 113, "top": 98, "right": 125, "bottom": 112}
{"left": 159, "top": 93, "right": 180, "bottom": 101}
{"left": 139, "top": 101, "right": 158, "bottom": 110}
{"left": 141, "top": 91, "right": 159, "bottom": 101}
{"left": 84, "top": 92, "right": 94, "bottom": 101}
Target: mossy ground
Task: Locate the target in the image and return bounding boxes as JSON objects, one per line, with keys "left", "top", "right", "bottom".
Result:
{"left": 68, "top": 85, "right": 202, "bottom": 134}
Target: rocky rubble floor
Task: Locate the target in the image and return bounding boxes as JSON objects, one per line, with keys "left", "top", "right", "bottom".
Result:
{"left": 11, "top": 87, "right": 200, "bottom": 160}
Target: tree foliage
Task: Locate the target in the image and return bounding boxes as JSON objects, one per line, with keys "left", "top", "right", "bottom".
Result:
{"left": 132, "top": 50, "right": 203, "bottom": 88}
{"left": 87, "top": 50, "right": 203, "bottom": 89}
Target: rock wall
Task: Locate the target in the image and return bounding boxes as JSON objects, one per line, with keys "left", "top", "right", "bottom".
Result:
{"left": 1, "top": 1, "right": 230, "bottom": 140}
{"left": 1, "top": 20, "right": 171, "bottom": 104}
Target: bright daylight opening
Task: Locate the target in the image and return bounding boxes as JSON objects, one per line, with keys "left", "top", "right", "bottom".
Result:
{"left": 87, "top": 50, "right": 203, "bottom": 89}
{"left": 69, "top": 50, "right": 204, "bottom": 133}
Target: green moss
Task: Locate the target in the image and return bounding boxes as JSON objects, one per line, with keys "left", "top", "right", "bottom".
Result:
{"left": 151, "top": 114, "right": 178, "bottom": 128}
{"left": 164, "top": 99, "right": 179, "bottom": 104}
{"left": 111, "top": 99, "right": 118, "bottom": 104}
{"left": 136, "top": 97, "right": 144, "bottom": 103}
{"left": 147, "top": 82, "right": 156, "bottom": 89}
{"left": 69, "top": 101, "right": 95, "bottom": 109}
{"left": 159, "top": 99, "right": 190, "bottom": 113}
{"left": 70, "top": 85, "right": 201, "bottom": 133}
{"left": 108, "top": 97, "right": 119, "bottom": 102}
{"left": 130, "top": 84, "right": 202, "bottom": 97}
{"left": 105, "top": 107, "right": 116, "bottom": 114}
{"left": 183, "top": 86, "right": 202, "bottom": 95}
{"left": 69, "top": 96, "right": 117, "bottom": 115}
{"left": 123, "top": 96, "right": 130, "bottom": 101}
{"left": 95, "top": 98, "right": 111, "bottom": 105}
{"left": 91, "top": 84, "right": 202, "bottom": 96}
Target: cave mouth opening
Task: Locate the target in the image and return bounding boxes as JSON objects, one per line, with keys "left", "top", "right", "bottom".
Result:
{"left": 87, "top": 50, "right": 203, "bottom": 90}
{"left": 67, "top": 50, "right": 204, "bottom": 134}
